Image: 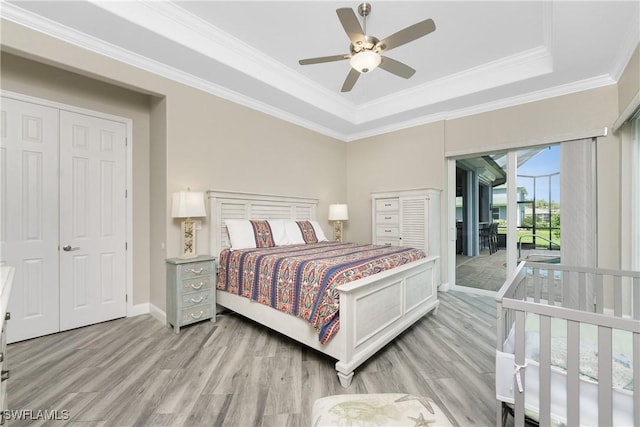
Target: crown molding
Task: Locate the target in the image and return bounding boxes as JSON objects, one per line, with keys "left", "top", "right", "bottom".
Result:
{"left": 356, "top": 46, "right": 554, "bottom": 124}
{"left": 347, "top": 75, "right": 616, "bottom": 142}
{"left": 89, "top": 1, "right": 356, "bottom": 122}
{"left": 1, "top": 1, "right": 633, "bottom": 144}
{"left": 0, "top": 2, "right": 348, "bottom": 141}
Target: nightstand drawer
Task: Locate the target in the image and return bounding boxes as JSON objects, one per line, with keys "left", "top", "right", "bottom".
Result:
{"left": 182, "top": 290, "right": 212, "bottom": 308}
{"left": 181, "top": 261, "right": 214, "bottom": 279}
{"left": 375, "top": 199, "right": 399, "bottom": 212}
{"left": 376, "top": 226, "right": 399, "bottom": 237}
{"left": 182, "top": 305, "right": 212, "bottom": 325}
{"left": 181, "top": 277, "right": 212, "bottom": 294}
{"left": 376, "top": 213, "right": 399, "bottom": 224}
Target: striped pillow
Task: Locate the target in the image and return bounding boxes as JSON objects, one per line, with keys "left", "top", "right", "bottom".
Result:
{"left": 250, "top": 220, "right": 275, "bottom": 248}
{"left": 296, "top": 220, "right": 318, "bottom": 244}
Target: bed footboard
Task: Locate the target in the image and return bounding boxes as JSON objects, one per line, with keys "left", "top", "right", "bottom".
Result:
{"left": 335, "top": 256, "right": 439, "bottom": 387}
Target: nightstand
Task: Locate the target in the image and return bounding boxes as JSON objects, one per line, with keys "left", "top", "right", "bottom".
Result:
{"left": 166, "top": 255, "right": 216, "bottom": 333}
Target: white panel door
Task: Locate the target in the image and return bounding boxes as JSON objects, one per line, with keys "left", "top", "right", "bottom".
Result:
{"left": 0, "top": 97, "right": 60, "bottom": 342}
{"left": 59, "top": 111, "right": 126, "bottom": 331}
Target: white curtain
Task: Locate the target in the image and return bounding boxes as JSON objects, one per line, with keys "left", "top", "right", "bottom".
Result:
{"left": 560, "top": 138, "right": 597, "bottom": 308}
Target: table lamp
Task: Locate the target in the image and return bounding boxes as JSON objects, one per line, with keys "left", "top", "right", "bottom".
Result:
{"left": 328, "top": 204, "right": 349, "bottom": 242}
{"left": 172, "top": 190, "right": 206, "bottom": 258}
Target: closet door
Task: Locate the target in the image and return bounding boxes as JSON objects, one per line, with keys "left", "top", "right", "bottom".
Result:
{"left": 1, "top": 98, "right": 60, "bottom": 342}
{"left": 59, "top": 111, "right": 127, "bottom": 331}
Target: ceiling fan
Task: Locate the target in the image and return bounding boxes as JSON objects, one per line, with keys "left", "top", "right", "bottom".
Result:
{"left": 298, "top": 2, "right": 436, "bottom": 92}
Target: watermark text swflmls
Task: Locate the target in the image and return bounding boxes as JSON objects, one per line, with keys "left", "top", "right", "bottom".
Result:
{"left": 3, "top": 409, "right": 70, "bottom": 421}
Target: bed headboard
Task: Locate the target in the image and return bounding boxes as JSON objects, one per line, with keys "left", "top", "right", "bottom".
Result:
{"left": 207, "top": 190, "right": 318, "bottom": 257}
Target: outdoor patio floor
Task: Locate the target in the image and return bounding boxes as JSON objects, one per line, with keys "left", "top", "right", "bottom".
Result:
{"left": 455, "top": 247, "right": 561, "bottom": 292}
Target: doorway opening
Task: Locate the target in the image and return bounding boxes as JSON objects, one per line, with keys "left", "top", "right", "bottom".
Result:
{"left": 454, "top": 145, "right": 560, "bottom": 293}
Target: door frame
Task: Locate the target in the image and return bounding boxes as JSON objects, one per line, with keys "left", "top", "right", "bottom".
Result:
{"left": 2, "top": 90, "right": 135, "bottom": 317}
{"left": 445, "top": 127, "right": 607, "bottom": 294}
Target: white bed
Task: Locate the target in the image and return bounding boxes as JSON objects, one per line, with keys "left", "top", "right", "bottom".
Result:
{"left": 208, "top": 190, "right": 440, "bottom": 387}
{"left": 496, "top": 261, "right": 639, "bottom": 426}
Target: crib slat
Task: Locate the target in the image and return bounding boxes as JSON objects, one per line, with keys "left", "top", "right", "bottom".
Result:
{"left": 514, "top": 310, "right": 526, "bottom": 427}
{"left": 595, "top": 274, "right": 604, "bottom": 314}
{"left": 562, "top": 270, "right": 570, "bottom": 308}
{"left": 598, "top": 326, "right": 613, "bottom": 426}
{"left": 566, "top": 320, "right": 580, "bottom": 426}
{"left": 547, "top": 268, "right": 556, "bottom": 306}
{"left": 539, "top": 315, "right": 551, "bottom": 427}
{"left": 613, "top": 275, "right": 622, "bottom": 317}
{"left": 533, "top": 268, "right": 541, "bottom": 303}
{"left": 578, "top": 272, "right": 587, "bottom": 311}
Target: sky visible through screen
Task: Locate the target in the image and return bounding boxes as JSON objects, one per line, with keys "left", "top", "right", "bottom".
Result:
{"left": 517, "top": 145, "right": 560, "bottom": 203}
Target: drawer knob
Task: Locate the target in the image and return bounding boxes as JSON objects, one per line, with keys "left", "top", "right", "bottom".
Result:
{"left": 190, "top": 311, "right": 204, "bottom": 320}
{"left": 1, "top": 370, "right": 9, "bottom": 382}
{"left": 0, "top": 352, "right": 3, "bottom": 363}
{"left": 385, "top": 216, "right": 391, "bottom": 220}
{"left": 190, "top": 282, "right": 205, "bottom": 290}
{"left": 190, "top": 268, "right": 204, "bottom": 274}
{"left": 385, "top": 229, "right": 391, "bottom": 233}
{"left": 5, "top": 312, "right": 10, "bottom": 321}
{"left": 190, "top": 296, "right": 205, "bottom": 304}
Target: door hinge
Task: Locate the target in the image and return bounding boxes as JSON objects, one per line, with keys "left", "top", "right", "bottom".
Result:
{"left": 125, "top": 294, "right": 128, "bottom": 303}
{"left": 125, "top": 242, "right": 128, "bottom": 250}
{"left": 125, "top": 189, "right": 128, "bottom": 198}
{"left": 125, "top": 137, "right": 128, "bottom": 146}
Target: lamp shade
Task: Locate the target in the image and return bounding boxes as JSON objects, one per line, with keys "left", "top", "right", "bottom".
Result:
{"left": 171, "top": 191, "right": 206, "bottom": 218}
{"left": 349, "top": 50, "right": 381, "bottom": 73}
{"left": 328, "top": 204, "right": 349, "bottom": 221}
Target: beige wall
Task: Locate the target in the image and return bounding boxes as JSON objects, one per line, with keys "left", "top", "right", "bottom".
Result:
{"left": 1, "top": 19, "right": 634, "bottom": 311}
{"left": 347, "top": 85, "right": 623, "bottom": 285}
{"left": 1, "top": 19, "right": 345, "bottom": 312}
{"left": 345, "top": 121, "right": 446, "bottom": 267}
{"left": 618, "top": 44, "right": 640, "bottom": 114}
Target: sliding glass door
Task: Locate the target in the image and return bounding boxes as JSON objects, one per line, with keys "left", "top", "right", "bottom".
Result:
{"left": 449, "top": 141, "right": 590, "bottom": 295}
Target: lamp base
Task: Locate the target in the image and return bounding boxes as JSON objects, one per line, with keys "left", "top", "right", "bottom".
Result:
{"left": 333, "top": 221, "right": 343, "bottom": 242}
{"left": 179, "top": 218, "right": 198, "bottom": 259}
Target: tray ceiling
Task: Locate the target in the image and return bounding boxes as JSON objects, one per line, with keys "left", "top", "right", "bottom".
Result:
{"left": 3, "top": 1, "right": 639, "bottom": 141}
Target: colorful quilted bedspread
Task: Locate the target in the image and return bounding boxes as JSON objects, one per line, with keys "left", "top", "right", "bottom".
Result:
{"left": 217, "top": 242, "right": 426, "bottom": 344}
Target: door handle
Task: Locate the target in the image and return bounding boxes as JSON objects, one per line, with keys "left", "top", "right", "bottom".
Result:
{"left": 62, "top": 245, "right": 80, "bottom": 252}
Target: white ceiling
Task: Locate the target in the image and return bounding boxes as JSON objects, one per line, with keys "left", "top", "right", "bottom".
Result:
{"left": 3, "top": 1, "right": 639, "bottom": 141}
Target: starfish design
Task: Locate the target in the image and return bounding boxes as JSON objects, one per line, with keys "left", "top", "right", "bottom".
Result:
{"left": 407, "top": 412, "right": 436, "bottom": 427}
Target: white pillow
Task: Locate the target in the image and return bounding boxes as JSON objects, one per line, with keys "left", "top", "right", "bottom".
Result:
{"left": 310, "top": 220, "right": 329, "bottom": 242}
{"left": 225, "top": 219, "right": 256, "bottom": 250}
{"left": 284, "top": 220, "right": 305, "bottom": 245}
{"left": 267, "top": 219, "right": 290, "bottom": 246}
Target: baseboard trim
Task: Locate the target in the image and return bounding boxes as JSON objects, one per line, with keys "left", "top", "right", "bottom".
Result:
{"left": 149, "top": 303, "right": 166, "bottom": 325}
{"left": 127, "top": 302, "right": 150, "bottom": 317}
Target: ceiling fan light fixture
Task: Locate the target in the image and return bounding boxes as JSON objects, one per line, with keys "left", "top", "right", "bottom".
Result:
{"left": 349, "top": 50, "right": 381, "bottom": 73}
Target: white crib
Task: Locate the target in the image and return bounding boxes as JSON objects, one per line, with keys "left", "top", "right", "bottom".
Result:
{"left": 496, "top": 261, "right": 639, "bottom": 426}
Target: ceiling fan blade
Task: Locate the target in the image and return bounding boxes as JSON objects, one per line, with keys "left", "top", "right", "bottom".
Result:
{"left": 299, "top": 54, "right": 350, "bottom": 65}
{"left": 336, "top": 8, "right": 365, "bottom": 46}
{"left": 341, "top": 68, "right": 360, "bottom": 92}
{"left": 377, "top": 18, "right": 436, "bottom": 52}
{"left": 379, "top": 56, "right": 416, "bottom": 79}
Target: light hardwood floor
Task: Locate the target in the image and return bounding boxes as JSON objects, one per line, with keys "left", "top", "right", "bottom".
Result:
{"left": 7, "top": 291, "right": 497, "bottom": 426}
